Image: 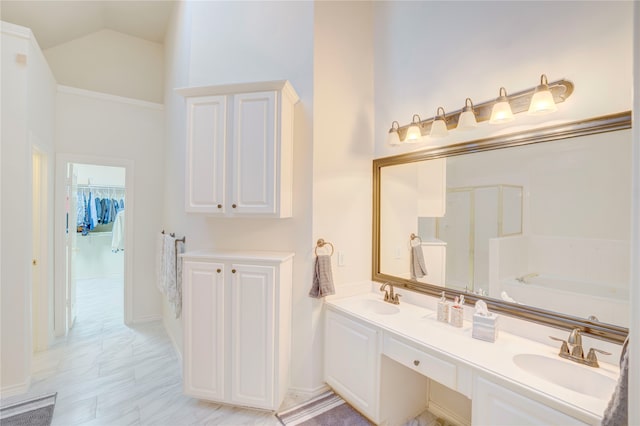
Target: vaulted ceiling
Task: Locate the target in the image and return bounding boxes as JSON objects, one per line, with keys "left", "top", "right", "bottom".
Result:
{"left": 0, "top": 1, "right": 175, "bottom": 49}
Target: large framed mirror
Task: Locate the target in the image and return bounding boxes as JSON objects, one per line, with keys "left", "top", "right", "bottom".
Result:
{"left": 373, "top": 111, "right": 631, "bottom": 343}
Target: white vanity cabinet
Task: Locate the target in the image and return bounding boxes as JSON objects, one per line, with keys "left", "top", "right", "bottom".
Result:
{"left": 472, "top": 376, "right": 590, "bottom": 426}
{"left": 325, "top": 309, "right": 380, "bottom": 422}
{"left": 178, "top": 81, "right": 299, "bottom": 217}
{"left": 182, "top": 251, "right": 294, "bottom": 411}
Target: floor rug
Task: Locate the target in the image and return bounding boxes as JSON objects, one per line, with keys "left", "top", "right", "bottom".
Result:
{"left": 0, "top": 393, "right": 57, "bottom": 426}
{"left": 276, "top": 390, "right": 372, "bottom": 426}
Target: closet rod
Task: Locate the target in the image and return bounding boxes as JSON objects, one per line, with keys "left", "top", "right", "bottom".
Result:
{"left": 77, "top": 184, "right": 126, "bottom": 191}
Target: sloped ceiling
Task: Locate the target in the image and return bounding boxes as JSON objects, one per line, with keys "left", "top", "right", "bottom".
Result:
{"left": 0, "top": 1, "right": 175, "bottom": 49}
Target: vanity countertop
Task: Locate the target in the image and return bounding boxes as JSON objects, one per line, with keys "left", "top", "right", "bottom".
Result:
{"left": 325, "top": 292, "right": 620, "bottom": 423}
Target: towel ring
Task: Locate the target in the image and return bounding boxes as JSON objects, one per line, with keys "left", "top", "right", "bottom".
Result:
{"left": 315, "top": 239, "right": 334, "bottom": 256}
{"left": 410, "top": 233, "right": 422, "bottom": 247}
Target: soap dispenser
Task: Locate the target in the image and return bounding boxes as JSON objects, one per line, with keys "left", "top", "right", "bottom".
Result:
{"left": 450, "top": 295, "right": 464, "bottom": 328}
{"left": 437, "top": 291, "right": 449, "bottom": 323}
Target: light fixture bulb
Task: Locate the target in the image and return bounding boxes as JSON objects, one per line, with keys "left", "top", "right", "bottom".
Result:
{"left": 405, "top": 114, "right": 423, "bottom": 142}
{"left": 528, "top": 74, "right": 557, "bottom": 115}
{"left": 489, "top": 87, "right": 514, "bottom": 124}
{"left": 430, "top": 107, "right": 449, "bottom": 137}
{"left": 457, "top": 98, "right": 477, "bottom": 130}
{"left": 387, "top": 121, "right": 401, "bottom": 145}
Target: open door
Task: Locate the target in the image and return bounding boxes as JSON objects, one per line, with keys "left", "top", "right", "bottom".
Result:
{"left": 65, "top": 163, "right": 78, "bottom": 329}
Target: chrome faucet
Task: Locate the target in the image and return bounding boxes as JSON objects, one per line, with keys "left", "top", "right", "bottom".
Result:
{"left": 515, "top": 272, "right": 539, "bottom": 284}
{"left": 379, "top": 282, "right": 401, "bottom": 305}
{"left": 549, "top": 328, "right": 611, "bottom": 368}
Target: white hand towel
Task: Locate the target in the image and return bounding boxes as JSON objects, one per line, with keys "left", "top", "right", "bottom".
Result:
{"left": 164, "top": 234, "right": 177, "bottom": 305}
{"left": 601, "top": 337, "right": 629, "bottom": 426}
{"left": 410, "top": 244, "right": 428, "bottom": 279}
{"left": 309, "top": 255, "right": 335, "bottom": 298}
{"left": 173, "top": 240, "right": 185, "bottom": 319}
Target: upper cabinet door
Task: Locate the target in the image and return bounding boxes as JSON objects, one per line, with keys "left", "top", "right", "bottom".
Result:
{"left": 231, "top": 91, "right": 277, "bottom": 216}
{"left": 185, "top": 95, "right": 227, "bottom": 213}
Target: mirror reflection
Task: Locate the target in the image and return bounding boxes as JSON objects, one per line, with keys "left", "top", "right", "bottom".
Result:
{"left": 380, "top": 129, "right": 631, "bottom": 327}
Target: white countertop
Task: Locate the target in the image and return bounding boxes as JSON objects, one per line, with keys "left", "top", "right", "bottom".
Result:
{"left": 325, "top": 292, "right": 620, "bottom": 424}
{"left": 181, "top": 249, "right": 294, "bottom": 262}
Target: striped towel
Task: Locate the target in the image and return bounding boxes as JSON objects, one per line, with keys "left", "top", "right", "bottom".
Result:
{"left": 309, "top": 255, "right": 335, "bottom": 298}
{"left": 410, "top": 244, "right": 428, "bottom": 279}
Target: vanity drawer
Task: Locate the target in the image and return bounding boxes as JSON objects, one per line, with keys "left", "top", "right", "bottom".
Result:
{"left": 382, "top": 334, "right": 456, "bottom": 389}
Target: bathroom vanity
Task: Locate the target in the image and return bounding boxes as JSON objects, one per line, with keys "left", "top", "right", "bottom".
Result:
{"left": 324, "top": 292, "right": 619, "bottom": 426}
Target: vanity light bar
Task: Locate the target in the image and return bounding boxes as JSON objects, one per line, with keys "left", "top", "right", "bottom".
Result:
{"left": 389, "top": 76, "right": 574, "bottom": 144}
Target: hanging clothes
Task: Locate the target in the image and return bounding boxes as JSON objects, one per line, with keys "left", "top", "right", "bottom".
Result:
{"left": 111, "top": 210, "right": 125, "bottom": 252}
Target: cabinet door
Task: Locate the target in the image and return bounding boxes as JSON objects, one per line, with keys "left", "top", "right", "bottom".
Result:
{"left": 472, "top": 376, "right": 589, "bottom": 425}
{"left": 185, "top": 95, "right": 227, "bottom": 213}
{"left": 325, "top": 310, "right": 379, "bottom": 421}
{"left": 231, "top": 91, "right": 277, "bottom": 215}
{"left": 230, "top": 264, "right": 276, "bottom": 409}
{"left": 182, "top": 261, "right": 225, "bottom": 400}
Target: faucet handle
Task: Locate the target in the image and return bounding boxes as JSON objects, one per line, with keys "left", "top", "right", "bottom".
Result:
{"left": 549, "top": 336, "right": 569, "bottom": 354}
{"left": 586, "top": 348, "right": 611, "bottom": 368}
{"left": 392, "top": 293, "right": 402, "bottom": 305}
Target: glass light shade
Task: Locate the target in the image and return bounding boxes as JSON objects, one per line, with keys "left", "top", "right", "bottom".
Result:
{"left": 430, "top": 119, "right": 448, "bottom": 137}
{"left": 528, "top": 89, "right": 557, "bottom": 115}
{"left": 405, "top": 124, "right": 422, "bottom": 142}
{"left": 387, "top": 129, "right": 401, "bottom": 145}
{"left": 489, "top": 101, "right": 514, "bottom": 124}
{"left": 457, "top": 110, "right": 478, "bottom": 130}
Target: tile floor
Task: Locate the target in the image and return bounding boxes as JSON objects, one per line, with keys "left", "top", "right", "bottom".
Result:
{"left": 5, "top": 277, "right": 287, "bottom": 425}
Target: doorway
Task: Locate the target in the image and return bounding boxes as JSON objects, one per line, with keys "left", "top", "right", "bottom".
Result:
{"left": 55, "top": 155, "right": 134, "bottom": 336}
{"left": 31, "top": 147, "right": 49, "bottom": 352}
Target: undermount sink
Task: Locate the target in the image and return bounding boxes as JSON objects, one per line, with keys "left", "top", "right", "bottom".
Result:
{"left": 355, "top": 299, "right": 400, "bottom": 315}
{"left": 513, "top": 353, "right": 616, "bottom": 399}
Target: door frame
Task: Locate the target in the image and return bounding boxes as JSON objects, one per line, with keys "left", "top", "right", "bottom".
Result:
{"left": 54, "top": 153, "right": 135, "bottom": 335}
{"left": 31, "top": 145, "right": 49, "bottom": 351}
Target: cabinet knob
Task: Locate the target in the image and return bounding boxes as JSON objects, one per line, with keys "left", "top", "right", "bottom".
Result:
{"left": 232, "top": 204, "right": 237, "bottom": 209}
{"left": 413, "top": 360, "right": 420, "bottom": 366}
{"left": 217, "top": 204, "right": 222, "bottom": 209}
{"left": 232, "top": 269, "right": 237, "bottom": 274}
{"left": 216, "top": 268, "right": 221, "bottom": 273}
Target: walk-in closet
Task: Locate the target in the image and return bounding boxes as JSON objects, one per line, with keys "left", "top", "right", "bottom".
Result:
{"left": 69, "top": 163, "right": 126, "bottom": 326}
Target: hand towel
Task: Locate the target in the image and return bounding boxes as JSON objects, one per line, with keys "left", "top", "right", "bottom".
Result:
{"left": 601, "top": 336, "right": 629, "bottom": 426}
{"left": 164, "top": 235, "right": 177, "bottom": 302}
{"left": 309, "top": 255, "right": 335, "bottom": 298}
{"left": 410, "top": 244, "right": 428, "bottom": 279}
{"left": 173, "top": 240, "right": 185, "bottom": 319}
{"left": 156, "top": 232, "right": 166, "bottom": 294}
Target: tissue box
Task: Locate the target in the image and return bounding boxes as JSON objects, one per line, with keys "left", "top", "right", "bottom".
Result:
{"left": 472, "top": 313, "right": 499, "bottom": 342}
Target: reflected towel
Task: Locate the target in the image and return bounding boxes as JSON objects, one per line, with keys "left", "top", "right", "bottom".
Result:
{"left": 601, "top": 336, "right": 629, "bottom": 426}
{"left": 410, "top": 244, "right": 428, "bottom": 279}
{"left": 309, "top": 255, "right": 335, "bottom": 298}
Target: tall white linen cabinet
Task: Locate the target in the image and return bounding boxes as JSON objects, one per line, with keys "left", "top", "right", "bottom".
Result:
{"left": 177, "top": 81, "right": 299, "bottom": 411}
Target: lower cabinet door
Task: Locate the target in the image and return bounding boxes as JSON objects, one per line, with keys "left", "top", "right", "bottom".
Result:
{"left": 325, "top": 310, "right": 379, "bottom": 421}
{"left": 183, "top": 261, "right": 225, "bottom": 401}
{"left": 472, "top": 376, "right": 589, "bottom": 425}
{"left": 230, "top": 264, "right": 276, "bottom": 409}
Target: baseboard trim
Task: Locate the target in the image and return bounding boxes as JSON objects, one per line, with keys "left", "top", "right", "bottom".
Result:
{"left": 286, "top": 383, "right": 330, "bottom": 400}
{"left": 428, "top": 400, "right": 471, "bottom": 426}
{"left": 1, "top": 377, "right": 31, "bottom": 399}
{"left": 162, "top": 318, "right": 183, "bottom": 368}
{"left": 130, "top": 315, "right": 162, "bottom": 324}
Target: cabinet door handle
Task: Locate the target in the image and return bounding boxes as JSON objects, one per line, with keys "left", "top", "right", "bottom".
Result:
{"left": 232, "top": 204, "right": 237, "bottom": 209}
{"left": 216, "top": 268, "right": 221, "bottom": 273}
{"left": 217, "top": 204, "right": 222, "bottom": 209}
{"left": 413, "top": 360, "right": 420, "bottom": 366}
{"left": 232, "top": 269, "right": 237, "bottom": 274}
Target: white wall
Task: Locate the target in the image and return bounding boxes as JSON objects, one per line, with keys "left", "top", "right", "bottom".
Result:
{"left": 1, "top": 21, "right": 56, "bottom": 395}
{"left": 56, "top": 87, "right": 165, "bottom": 323}
{"left": 374, "top": 1, "right": 634, "bottom": 158}
{"left": 44, "top": 29, "right": 164, "bottom": 103}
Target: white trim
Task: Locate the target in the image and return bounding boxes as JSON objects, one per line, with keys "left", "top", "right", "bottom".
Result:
{"left": 0, "top": 377, "right": 31, "bottom": 399}
{"left": 286, "top": 384, "right": 331, "bottom": 401}
{"left": 163, "top": 317, "right": 184, "bottom": 367}
{"left": 131, "top": 314, "right": 163, "bottom": 324}
{"left": 57, "top": 85, "right": 164, "bottom": 111}
{"left": 54, "top": 154, "right": 135, "bottom": 335}
{"left": 175, "top": 80, "right": 299, "bottom": 104}
{"left": 0, "top": 21, "right": 33, "bottom": 39}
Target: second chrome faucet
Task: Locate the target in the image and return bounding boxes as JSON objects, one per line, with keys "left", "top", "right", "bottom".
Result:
{"left": 380, "top": 282, "right": 401, "bottom": 305}
{"left": 550, "top": 328, "right": 611, "bottom": 368}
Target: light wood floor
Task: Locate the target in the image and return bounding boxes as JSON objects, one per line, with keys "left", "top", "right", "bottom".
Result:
{"left": 12, "top": 277, "right": 288, "bottom": 425}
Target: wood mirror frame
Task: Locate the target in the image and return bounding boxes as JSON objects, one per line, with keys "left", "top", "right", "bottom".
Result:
{"left": 372, "top": 111, "right": 631, "bottom": 343}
